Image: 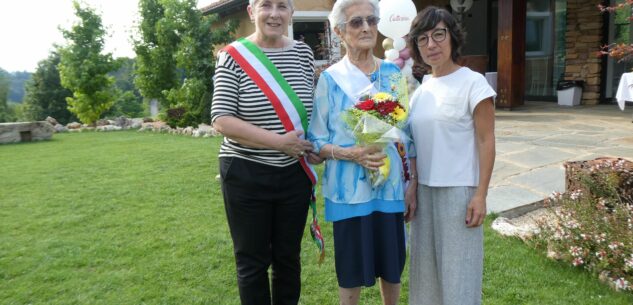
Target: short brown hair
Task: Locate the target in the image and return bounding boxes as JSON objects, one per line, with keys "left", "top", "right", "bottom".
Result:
{"left": 407, "top": 6, "right": 465, "bottom": 66}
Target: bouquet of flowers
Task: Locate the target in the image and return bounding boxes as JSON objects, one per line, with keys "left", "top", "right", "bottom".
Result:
{"left": 344, "top": 74, "right": 410, "bottom": 188}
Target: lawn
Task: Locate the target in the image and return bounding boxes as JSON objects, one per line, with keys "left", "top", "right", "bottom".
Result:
{"left": 1, "top": 131, "right": 632, "bottom": 304}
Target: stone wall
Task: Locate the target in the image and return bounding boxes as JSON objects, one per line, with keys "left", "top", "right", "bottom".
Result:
{"left": 0, "top": 122, "right": 54, "bottom": 144}
{"left": 565, "top": 0, "right": 603, "bottom": 105}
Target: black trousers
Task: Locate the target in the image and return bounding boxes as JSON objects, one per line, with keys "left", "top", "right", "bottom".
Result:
{"left": 220, "top": 157, "right": 311, "bottom": 305}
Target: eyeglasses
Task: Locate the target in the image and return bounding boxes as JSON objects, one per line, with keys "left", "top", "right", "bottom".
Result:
{"left": 341, "top": 15, "right": 380, "bottom": 29}
{"left": 417, "top": 28, "right": 448, "bottom": 47}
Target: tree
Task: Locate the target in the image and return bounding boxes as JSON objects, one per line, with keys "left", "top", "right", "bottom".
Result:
{"left": 133, "top": 0, "right": 179, "bottom": 109}
{"left": 8, "top": 71, "right": 32, "bottom": 103}
{"left": 0, "top": 68, "right": 11, "bottom": 122}
{"left": 134, "top": 0, "right": 237, "bottom": 126}
{"left": 58, "top": 1, "right": 119, "bottom": 125}
{"left": 22, "top": 50, "right": 76, "bottom": 124}
{"left": 103, "top": 57, "right": 145, "bottom": 118}
{"left": 164, "top": 0, "right": 237, "bottom": 125}
{"left": 109, "top": 91, "right": 144, "bottom": 117}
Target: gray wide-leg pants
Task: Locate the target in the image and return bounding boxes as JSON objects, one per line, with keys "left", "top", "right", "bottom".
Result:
{"left": 409, "top": 185, "right": 483, "bottom": 305}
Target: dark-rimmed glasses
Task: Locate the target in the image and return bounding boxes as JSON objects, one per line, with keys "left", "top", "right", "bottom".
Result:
{"left": 341, "top": 15, "right": 380, "bottom": 29}
{"left": 417, "top": 28, "right": 448, "bottom": 47}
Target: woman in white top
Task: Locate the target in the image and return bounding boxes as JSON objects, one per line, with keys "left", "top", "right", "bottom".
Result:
{"left": 405, "top": 6, "right": 496, "bottom": 305}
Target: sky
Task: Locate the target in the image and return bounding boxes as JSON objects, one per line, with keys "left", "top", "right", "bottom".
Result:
{"left": 0, "top": 0, "right": 208, "bottom": 73}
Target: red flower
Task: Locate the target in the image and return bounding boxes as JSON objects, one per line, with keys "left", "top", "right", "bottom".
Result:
{"left": 375, "top": 101, "right": 399, "bottom": 116}
{"left": 356, "top": 99, "right": 375, "bottom": 111}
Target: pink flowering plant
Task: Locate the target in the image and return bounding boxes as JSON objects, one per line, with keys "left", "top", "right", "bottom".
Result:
{"left": 532, "top": 158, "right": 633, "bottom": 292}
{"left": 597, "top": 2, "right": 633, "bottom": 62}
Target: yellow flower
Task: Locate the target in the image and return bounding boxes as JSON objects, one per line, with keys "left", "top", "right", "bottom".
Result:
{"left": 391, "top": 106, "right": 407, "bottom": 121}
{"left": 372, "top": 92, "right": 394, "bottom": 102}
{"left": 378, "top": 157, "right": 390, "bottom": 180}
{"left": 369, "top": 156, "right": 391, "bottom": 188}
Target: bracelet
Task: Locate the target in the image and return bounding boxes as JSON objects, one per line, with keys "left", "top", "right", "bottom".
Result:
{"left": 410, "top": 173, "right": 417, "bottom": 180}
{"left": 331, "top": 145, "right": 337, "bottom": 160}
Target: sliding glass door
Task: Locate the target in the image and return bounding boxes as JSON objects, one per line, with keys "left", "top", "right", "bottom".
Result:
{"left": 525, "top": 0, "right": 566, "bottom": 100}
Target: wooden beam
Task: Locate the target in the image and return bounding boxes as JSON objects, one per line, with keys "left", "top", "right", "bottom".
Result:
{"left": 496, "top": 0, "right": 526, "bottom": 109}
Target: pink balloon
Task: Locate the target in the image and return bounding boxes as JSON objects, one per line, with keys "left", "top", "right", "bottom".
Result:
{"left": 394, "top": 58, "right": 405, "bottom": 69}
{"left": 399, "top": 48, "right": 411, "bottom": 60}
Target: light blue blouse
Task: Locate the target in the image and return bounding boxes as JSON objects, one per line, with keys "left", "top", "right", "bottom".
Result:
{"left": 308, "top": 62, "right": 415, "bottom": 222}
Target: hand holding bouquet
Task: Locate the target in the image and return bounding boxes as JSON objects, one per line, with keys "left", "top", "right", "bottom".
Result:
{"left": 343, "top": 75, "right": 409, "bottom": 188}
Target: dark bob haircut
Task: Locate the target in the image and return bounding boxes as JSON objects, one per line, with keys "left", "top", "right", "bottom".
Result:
{"left": 406, "top": 6, "right": 465, "bottom": 67}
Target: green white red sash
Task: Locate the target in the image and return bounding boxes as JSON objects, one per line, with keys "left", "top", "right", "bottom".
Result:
{"left": 222, "top": 38, "right": 324, "bottom": 263}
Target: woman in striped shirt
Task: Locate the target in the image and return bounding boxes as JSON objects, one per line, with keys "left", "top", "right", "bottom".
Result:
{"left": 211, "top": 0, "right": 321, "bottom": 304}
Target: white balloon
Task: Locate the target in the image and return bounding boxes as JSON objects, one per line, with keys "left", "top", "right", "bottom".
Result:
{"left": 393, "top": 37, "right": 406, "bottom": 51}
{"left": 378, "top": 0, "right": 418, "bottom": 39}
{"left": 405, "top": 58, "right": 414, "bottom": 67}
{"left": 385, "top": 49, "right": 400, "bottom": 61}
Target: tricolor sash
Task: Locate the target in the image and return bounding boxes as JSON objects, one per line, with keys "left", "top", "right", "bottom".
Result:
{"left": 222, "top": 38, "right": 325, "bottom": 263}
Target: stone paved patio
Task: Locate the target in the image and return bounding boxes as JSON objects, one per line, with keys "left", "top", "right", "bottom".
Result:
{"left": 488, "top": 101, "right": 633, "bottom": 213}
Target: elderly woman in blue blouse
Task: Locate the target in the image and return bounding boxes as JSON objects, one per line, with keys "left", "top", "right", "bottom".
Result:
{"left": 307, "top": 0, "right": 416, "bottom": 304}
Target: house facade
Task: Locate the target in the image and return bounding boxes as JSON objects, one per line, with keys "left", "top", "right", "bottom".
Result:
{"left": 202, "top": 0, "right": 338, "bottom": 67}
{"left": 202, "top": 0, "right": 631, "bottom": 108}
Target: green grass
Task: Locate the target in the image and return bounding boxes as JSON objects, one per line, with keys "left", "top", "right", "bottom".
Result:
{"left": 1, "top": 131, "right": 632, "bottom": 304}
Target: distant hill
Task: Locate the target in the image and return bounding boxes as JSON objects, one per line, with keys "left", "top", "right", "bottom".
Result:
{"left": 8, "top": 71, "right": 32, "bottom": 103}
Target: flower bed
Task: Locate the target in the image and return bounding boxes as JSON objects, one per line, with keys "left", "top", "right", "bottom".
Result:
{"left": 532, "top": 158, "right": 633, "bottom": 292}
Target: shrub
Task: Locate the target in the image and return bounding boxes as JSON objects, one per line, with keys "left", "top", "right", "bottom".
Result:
{"left": 104, "top": 91, "right": 145, "bottom": 118}
{"left": 163, "top": 105, "right": 198, "bottom": 128}
{"left": 532, "top": 158, "right": 633, "bottom": 292}
{"left": 164, "top": 106, "right": 186, "bottom": 128}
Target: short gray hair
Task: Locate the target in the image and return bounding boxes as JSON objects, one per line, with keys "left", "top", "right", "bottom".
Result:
{"left": 249, "top": 0, "right": 294, "bottom": 10}
{"left": 328, "top": 0, "right": 379, "bottom": 33}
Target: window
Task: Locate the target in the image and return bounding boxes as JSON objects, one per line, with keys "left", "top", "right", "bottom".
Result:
{"left": 526, "top": 11, "right": 553, "bottom": 56}
{"left": 289, "top": 11, "right": 339, "bottom": 66}
{"left": 525, "top": 0, "right": 563, "bottom": 99}
{"left": 293, "top": 21, "right": 330, "bottom": 61}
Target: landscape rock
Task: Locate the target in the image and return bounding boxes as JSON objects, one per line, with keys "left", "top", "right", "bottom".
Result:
{"left": 0, "top": 121, "right": 55, "bottom": 144}
{"left": 197, "top": 123, "right": 219, "bottom": 137}
{"left": 67, "top": 122, "right": 82, "bottom": 129}
{"left": 113, "top": 117, "right": 133, "bottom": 128}
{"left": 45, "top": 116, "right": 59, "bottom": 126}
{"left": 54, "top": 124, "right": 68, "bottom": 133}
{"left": 136, "top": 121, "right": 221, "bottom": 138}
{"left": 96, "top": 125, "right": 123, "bottom": 132}
{"left": 130, "top": 118, "right": 143, "bottom": 129}
{"left": 491, "top": 208, "right": 552, "bottom": 240}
